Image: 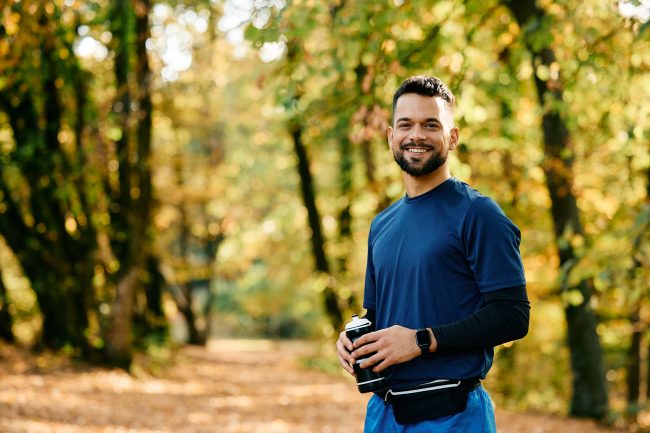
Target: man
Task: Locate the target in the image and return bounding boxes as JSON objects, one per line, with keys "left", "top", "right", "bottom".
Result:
{"left": 336, "top": 75, "right": 530, "bottom": 433}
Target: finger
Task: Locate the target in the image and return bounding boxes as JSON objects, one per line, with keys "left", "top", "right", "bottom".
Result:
{"left": 352, "top": 332, "right": 376, "bottom": 349}
{"left": 344, "top": 351, "right": 356, "bottom": 366}
{"left": 336, "top": 348, "right": 353, "bottom": 369}
{"left": 372, "top": 362, "right": 387, "bottom": 373}
{"left": 355, "top": 329, "right": 383, "bottom": 349}
{"left": 352, "top": 341, "right": 379, "bottom": 359}
{"left": 336, "top": 344, "right": 355, "bottom": 372}
{"left": 339, "top": 332, "right": 354, "bottom": 351}
{"left": 337, "top": 341, "right": 356, "bottom": 364}
{"left": 372, "top": 358, "right": 392, "bottom": 373}
{"left": 336, "top": 337, "right": 345, "bottom": 352}
{"left": 359, "top": 352, "right": 382, "bottom": 370}
{"left": 338, "top": 331, "right": 353, "bottom": 351}
{"left": 338, "top": 356, "right": 355, "bottom": 375}
{"left": 339, "top": 359, "right": 354, "bottom": 374}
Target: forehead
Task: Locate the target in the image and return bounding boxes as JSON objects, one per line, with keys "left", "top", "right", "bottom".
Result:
{"left": 394, "top": 93, "right": 450, "bottom": 120}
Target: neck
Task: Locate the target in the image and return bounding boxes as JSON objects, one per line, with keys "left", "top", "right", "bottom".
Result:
{"left": 403, "top": 166, "right": 451, "bottom": 198}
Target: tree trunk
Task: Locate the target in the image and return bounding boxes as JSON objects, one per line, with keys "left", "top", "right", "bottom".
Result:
{"left": 37, "top": 274, "right": 90, "bottom": 351}
{"left": 626, "top": 309, "right": 642, "bottom": 420}
{"left": 133, "top": 256, "right": 168, "bottom": 344}
{"left": 628, "top": 139, "right": 650, "bottom": 416}
{"left": 336, "top": 134, "right": 360, "bottom": 313}
{"left": 104, "top": 0, "right": 157, "bottom": 366}
{"left": 643, "top": 147, "right": 650, "bottom": 410}
{"left": 197, "top": 232, "right": 224, "bottom": 344}
{"left": 178, "top": 285, "right": 201, "bottom": 345}
{"left": 290, "top": 121, "right": 344, "bottom": 331}
{"left": 134, "top": 0, "right": 154, "bottom": 237}
{"left": 0, "top": 272, "right": 14, "bottom": 342}
{"left": 338, "top": 134, "right": 353, "bottom": 273}
{"left": 131, "top": 0, "right": 165, "bottom": 344}
{"left": 504, "top": 0, "right": 608, "bottom": 419}
{"left": 647, "top": 332, "right": 650, "bottom": 406}
{"left": 564, "top": 280, "right": 607, "bottom": 418}
{"left": 104, "top": 0, "right": 136, "bottom": 366}
{"left": 106, "top": 267, "right": 140, "bottom": 368}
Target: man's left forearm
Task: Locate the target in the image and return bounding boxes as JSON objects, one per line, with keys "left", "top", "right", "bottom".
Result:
{"left": 429, "top": 285, "right": 530, "bottom": 353}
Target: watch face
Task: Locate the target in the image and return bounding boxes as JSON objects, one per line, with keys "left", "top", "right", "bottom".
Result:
{"left": 416, "top": 329, "right": 430, "bottom": 346}
{"left": 416, "top": 329, "right": 430, "bottom": 355}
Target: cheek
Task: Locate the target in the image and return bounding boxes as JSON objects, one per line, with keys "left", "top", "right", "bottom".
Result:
{"left": 391, "top": 131, "right": 407, "bottom": 146}
{"left": 388, "top": 133, "right": 398, "bottom": 150}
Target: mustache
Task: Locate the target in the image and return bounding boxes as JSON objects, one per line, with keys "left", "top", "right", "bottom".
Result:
{"left": 400, "top": 141, "right": 433, "bottom": 150}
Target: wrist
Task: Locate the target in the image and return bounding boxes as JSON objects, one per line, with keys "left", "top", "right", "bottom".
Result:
{"left": 428, "top": 328, "right": 437, "bottom": 353}
{"left": 415, "top": 328, "right": 436, "bottom": 357}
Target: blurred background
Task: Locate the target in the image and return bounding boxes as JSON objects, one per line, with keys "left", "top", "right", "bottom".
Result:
{"left": 0, "top": 0, "right": 649, "bottom": 427}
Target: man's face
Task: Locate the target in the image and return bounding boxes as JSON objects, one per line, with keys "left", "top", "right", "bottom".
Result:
{"left": 387, "top": 94, "right": 458, "bottom": 177}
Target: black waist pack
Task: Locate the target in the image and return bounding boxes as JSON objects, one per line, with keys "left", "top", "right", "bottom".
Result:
{"left": 380, "top": 379, "right": 480, "bottom": 424}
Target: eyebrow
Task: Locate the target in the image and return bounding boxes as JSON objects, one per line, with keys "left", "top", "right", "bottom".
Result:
{"left": 396, "top": 117, "right": 441, "bottom": 124}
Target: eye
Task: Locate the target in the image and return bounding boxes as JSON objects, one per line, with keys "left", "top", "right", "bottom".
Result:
{"left": 425, "top": 122, "right": 440, "bottom": 129}
{"left": 397, "top": 122, "right": 411, "bottom": 129}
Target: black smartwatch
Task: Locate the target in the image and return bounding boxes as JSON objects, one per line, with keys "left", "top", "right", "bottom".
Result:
{"left": 415, "top": 328, "right": 431, "bottom": 356}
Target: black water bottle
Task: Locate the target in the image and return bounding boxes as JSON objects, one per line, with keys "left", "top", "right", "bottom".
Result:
{"left": 345, "top": 314, "right": 386, "bottom": 393}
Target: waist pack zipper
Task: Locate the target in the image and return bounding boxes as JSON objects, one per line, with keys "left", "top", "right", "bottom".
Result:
{"left": 384, "top": 379, "right": 462, "bottom": 402}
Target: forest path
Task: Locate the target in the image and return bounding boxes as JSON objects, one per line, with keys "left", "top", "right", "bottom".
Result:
{"left": 0, "top": 340, "right": 626, "bottom": 433}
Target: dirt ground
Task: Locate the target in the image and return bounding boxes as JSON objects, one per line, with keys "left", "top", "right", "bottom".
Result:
{"left": 0, "top": 340, "right": 633, "bottom": 433}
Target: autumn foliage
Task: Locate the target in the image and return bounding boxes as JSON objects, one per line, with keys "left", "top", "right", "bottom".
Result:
{"left": 0, "top": 0, "right": 649, "bottom": 425}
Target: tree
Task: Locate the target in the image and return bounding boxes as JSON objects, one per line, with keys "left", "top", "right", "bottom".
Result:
{"left": 0, "top": 0, "right": 162, "bottom": 367}
{"left": 503, "top": 0, "right": 608, "bottom": 419}
{"left": 0, "top": 1, "right": 97, "bottom": 352}
{"left": 244, "top": 3, "right": 348, "bottom": 331}
{"left": 287, "top": 45, "right": 345, "bottom": 331}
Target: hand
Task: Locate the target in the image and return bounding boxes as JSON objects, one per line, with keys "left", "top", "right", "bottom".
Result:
{"left": 336, "top": 331, "right": 356, "bottom": 376}
{"left": 351, "top": 325, "right": 422, "bottom": 373}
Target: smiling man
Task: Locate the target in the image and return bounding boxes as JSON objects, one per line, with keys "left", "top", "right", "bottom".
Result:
{"left": 336, "top": 75, "right": 530, "bottom": 432}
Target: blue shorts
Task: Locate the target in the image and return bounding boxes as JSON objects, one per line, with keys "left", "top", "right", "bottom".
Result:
{"left": 364, "top": 386, "right": 497, "bottom": 433}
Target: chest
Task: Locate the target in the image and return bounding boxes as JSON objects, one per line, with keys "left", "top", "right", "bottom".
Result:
{"left": 371, "top": 205, "right": 466, "bottom": 274}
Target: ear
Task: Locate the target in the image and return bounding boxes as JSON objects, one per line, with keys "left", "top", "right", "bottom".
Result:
{"left": 448, "top": 127, "right": 459, "bottom": 151}
{"left": 387, "top": 125, "right": 394, "bottom": 150}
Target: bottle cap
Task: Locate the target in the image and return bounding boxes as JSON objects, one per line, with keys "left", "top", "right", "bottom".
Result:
{"left": 345, "top": 314, "right": 371, "bottom": 331}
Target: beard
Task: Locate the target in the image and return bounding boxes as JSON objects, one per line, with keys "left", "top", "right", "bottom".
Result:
{"left": 392, "top": 142, "right": 447, "bottom": 177}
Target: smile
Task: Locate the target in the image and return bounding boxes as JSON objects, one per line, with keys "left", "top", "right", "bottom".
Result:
{"left": 402, "top": 145, "right": 432, "bottom": 154}
{"left": 406, "top": 148, "right": 428, "bottom": 153}
{"left": 401, "top": 142, "right": 433, "bottom": 154}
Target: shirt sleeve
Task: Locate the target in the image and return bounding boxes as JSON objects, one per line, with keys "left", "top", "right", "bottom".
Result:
{"left": 363, "top": 309, "right": 376, "bottom": 332}
{"left": 463, "top": 197, "right": 526, "bottom": 293}
{"left": 431, "top": 285, "right": 530, "bottom": 352}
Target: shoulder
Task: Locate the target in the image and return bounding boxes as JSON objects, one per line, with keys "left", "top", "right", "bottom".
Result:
{"left": 370, "top": 197, "right": 404, "bottom": 231}
{"left": 467, "top": 195, "right": 506, "bottom": 218}
{"left": 438, "top": 179, "right": 498, "bottom": 218}
{"left": 449, "top": 179, "right": 505, "bottom": 216}
{"left": 453, "top": 182, "right": 519, "bottom": 233}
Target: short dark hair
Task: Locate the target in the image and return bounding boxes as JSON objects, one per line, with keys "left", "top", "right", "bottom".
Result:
{"left": 392, "top": 75, "right": 456, "bottom": 123}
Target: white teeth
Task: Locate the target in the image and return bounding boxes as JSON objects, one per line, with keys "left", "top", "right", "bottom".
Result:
{"left": 407, "top": 148, "right": 426, "bottom": 153}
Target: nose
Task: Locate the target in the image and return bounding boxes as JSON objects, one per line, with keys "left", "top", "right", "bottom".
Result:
{"left": 408, "top": 124, "right": 427, "bottom": 142}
